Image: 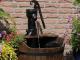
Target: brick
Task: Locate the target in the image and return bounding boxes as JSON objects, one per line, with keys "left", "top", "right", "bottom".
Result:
{"left": 77, "top": 14, "right": 80, "bottom": 17}
{"left": 44, "top": 18, "right": 69, "bottom": 24}
{"left": 0, "top": 2, "right": 17, "bottom": 7}
{"left": 45, "top": 3, "right": 59, "bottom": 8}
{"left": 43, "top": 29, "right": 55, "bottom": 34}
{"left": 54, "top": 24, "right": 66, "bottom": 29}
{"left": 15, "top": 8, "right": 26, "bottom": 13}
{"left": 58, "top": 0, "right": 72, "bottom": 3}
{"left": 58, "top": 19, "right": 68, "bottom": 24}
{"left": 1, "top": 7, "right": 15, "bottom": 13}
{"left": 15, "top": 0, "right": 47, "bottom": 2}
{"left": 45, "top": 24, "right": 55, "bottom": 29}
{"left": 15, "top": 0, "right": 49, "bottom": 2}
{"left": 17, "top": 1, "right": 45, "bottom": 8}
{"left": 11, "top": 13, "right": 26, "bottom": 18}
{"left": 37, "top": 0, "right": 50, "bottom": 2}
{"left": 16, "top": 25, "right": 27, "bottom": 30}
{"left": 42, "top": 8, "right": 58, "bottom": 13}
{"left": 43, "top": 29, "right": 65, "bottom": 34}
{"left": 17, "top": 2, "right": 30, "bottom": 7}
{"left": 39, "top": 2, "right": 45, "bottom": 8}
{"left": 43, "top": 23, "right": 71, "bottom": 30}
{"left": 59, "top": 14, "right": 75, "bottom": 19}
{"left": 49, "top": 0, "right": 59, "bottom": 3}
{"left": 54, "top": 29, "right": 66, "bottom": 34}
{"left": 55, "top": 24, "right": 72, "bottom": 29}
{"left": 44, "top": 19, "right": 59, "bottom": 24}
{"left": 15, "top": 0, "right": 30, "bottom": 2}
{"left": 16, "top": 29, "right": 26, "bottom": 34}
{"left": 43, "top": 27, "right": 71, "bottom": 34}
{"left": 37, "top": 0, "right": 59, "bottom": 3}
{"left": 59, "top": 8, "right": 75, "bottom": 14}
{"left": 59, "top": 3, "right": 75, "bottom": 8}
{"left": 44, "top": 13, "right": 60, "bottom": 19}
{"left": 14, "top": 18, "right": 27, "bottom": 25}
{"left": 37, "top": 13, "right": 47, "bottom": 19}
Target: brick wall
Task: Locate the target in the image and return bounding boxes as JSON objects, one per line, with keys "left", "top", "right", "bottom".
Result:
{"left": 0, "top": 0, "right": 77, "bottom": 41}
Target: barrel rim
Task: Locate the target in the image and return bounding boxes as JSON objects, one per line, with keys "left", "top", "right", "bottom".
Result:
{"left": 21, "top": 42, "right": 64, "bottom": 49}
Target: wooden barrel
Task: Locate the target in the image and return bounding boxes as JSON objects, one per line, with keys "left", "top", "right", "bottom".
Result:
{"left": 18, "top": 42, "right": 64, "bottom": 60}
{"left": 18, "top": 34, "right": 64, "bottom": 60}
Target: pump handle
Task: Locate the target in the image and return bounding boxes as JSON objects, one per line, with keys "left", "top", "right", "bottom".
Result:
{"left": 30, "top": 0, "right": 46, "bottom": 29}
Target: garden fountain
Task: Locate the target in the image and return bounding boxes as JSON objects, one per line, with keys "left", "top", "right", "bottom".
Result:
{"left": 18, "top": 0, "right": 64, "bottom": 60}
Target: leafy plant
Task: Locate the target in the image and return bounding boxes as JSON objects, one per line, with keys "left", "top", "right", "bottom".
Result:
{"left": 0, "top": 43, "right": 18, "bottom": 60}
{"left": 0, "top": 7, "right": 25, "bottom": 49}
{"left": 0, "top": 8, "right": 16, "bottom": 32}
{"left": 71, "top": 17, "right": 80, "bottom": 52}
{"left": 0, "top": 29, "right": 25, "bottom": 49}
{"left": 74, "top": 0, "right": 80, "bottom": 6}
{"left": 0, "top": 8, "right": 25, "bottom": 59}
{"left": 9, "top": 34, "right": 25, "bottom": 48}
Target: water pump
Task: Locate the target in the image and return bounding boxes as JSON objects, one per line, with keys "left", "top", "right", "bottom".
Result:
{"left": 26, "top": 0, "right": 45, "bottom": 36}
